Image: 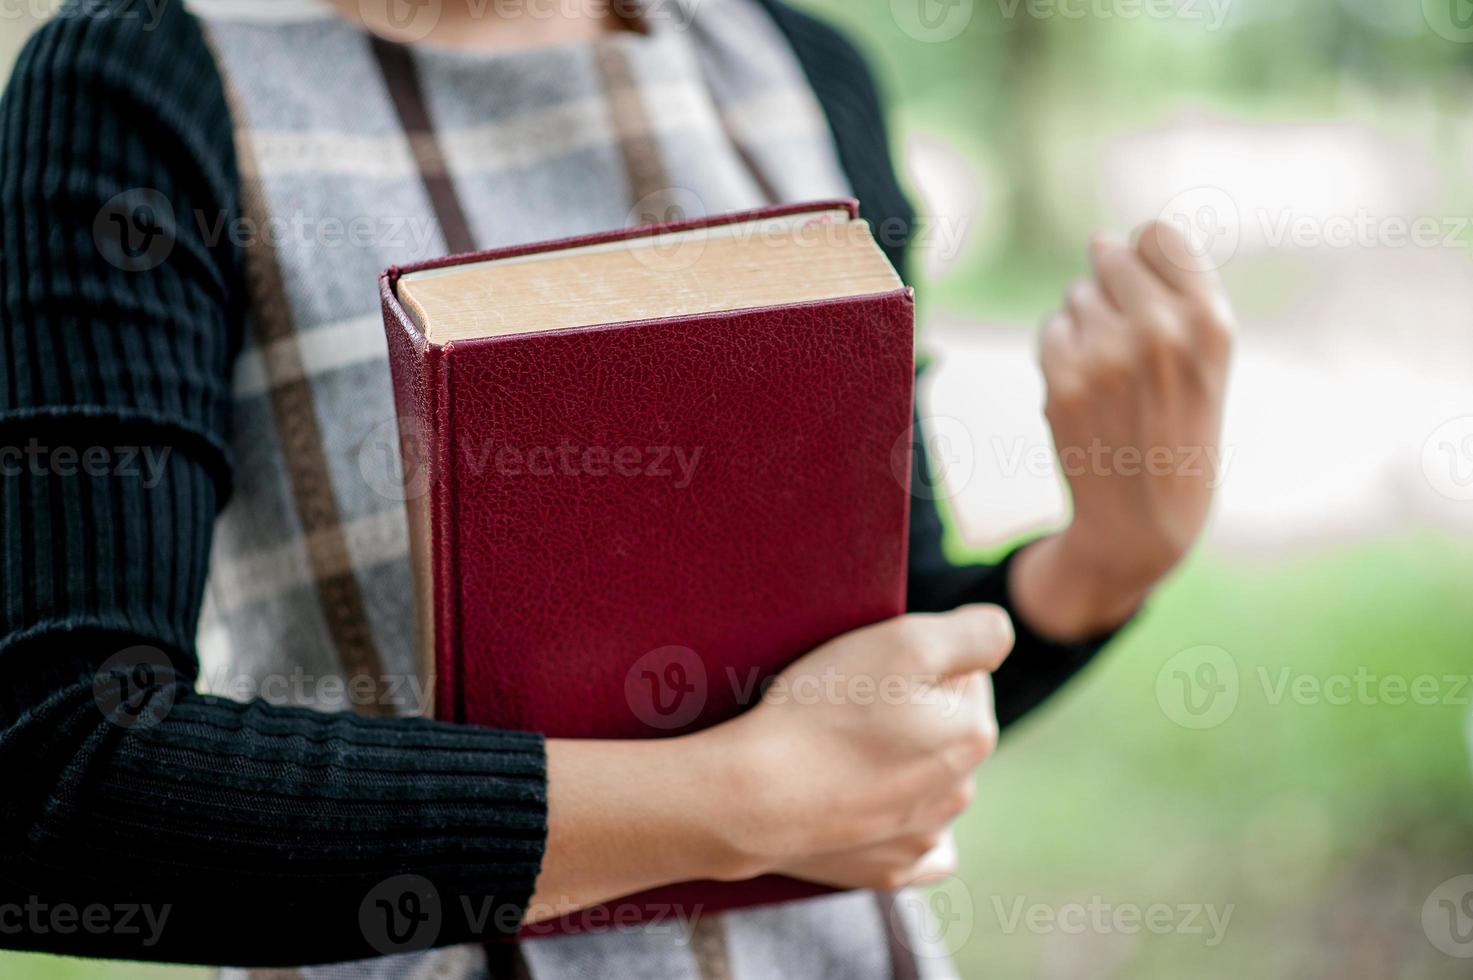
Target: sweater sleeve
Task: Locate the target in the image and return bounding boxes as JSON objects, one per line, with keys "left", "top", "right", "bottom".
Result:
{"left": 904, "top": 409, "right": 1126, "bottom": 729}
{"left": 751, "top": 0, "right": 1127, "bottom": 726}
{"left": 0, "top": 3, "right": 546, "bottom": 966}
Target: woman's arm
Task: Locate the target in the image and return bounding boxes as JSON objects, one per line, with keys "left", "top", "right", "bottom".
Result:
{"left": 906, "top": 225, "right": 1235, "bottom": 729}
{"left": 529, "top": 606, "right": 1013, "bottom": 919}
{"left": 0, "top": 6, "right": 1013, "bottom": 964}
{"left": 0, "top": 606, "right": 1011, "bottom": 962}
{"left": 0, "top": 637, "right": 548, "bottom": 964}
{"left": 906, "top": 419, "right": 1119, "bottom": 729}
{"left": 0, "top": 8, "right": 528, "bottom": 964}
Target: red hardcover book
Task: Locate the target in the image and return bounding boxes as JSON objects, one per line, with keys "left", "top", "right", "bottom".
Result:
{"left": 379, "top": 200, "right": 915, "bottom": 937}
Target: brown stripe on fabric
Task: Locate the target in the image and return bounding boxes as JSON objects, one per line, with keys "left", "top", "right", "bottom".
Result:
{"left": 724, "top": 137, "right": 779, "bottom": 208}
{"left": 484, "top": 939, "right": 534, "bottom": 980}
{"left": 687, "top": 911, "right": 734, "bottom": 980}
{"left": 370, "top": 36, "right": 478, "bottom": 256}
{"left": 591, "top": 37, "right": 679, "bottom": 222}
{"left": 230, "top": 970, "right": 307, "bottom": 980}
{"left": 205, "top": 28, "right": 395, "bottom": 718}
{"left": 877, "top": 891, "right": 921, "bottom": 980}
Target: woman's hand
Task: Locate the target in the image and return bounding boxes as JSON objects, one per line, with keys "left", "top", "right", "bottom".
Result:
{"left": 526, "top": 606, "right": 1012, "bottom": 921}
{"left": 780, "top": 828, "right": 961, "bottom": 893}
{"left": 1012, "top": 219, "right": 1236, "bottom": 641}
{"left": 721, "top": 606, "right": 1010, "bottom": 886}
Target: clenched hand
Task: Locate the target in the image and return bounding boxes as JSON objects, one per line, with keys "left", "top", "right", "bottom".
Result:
{"left": 1012, "top": 219, "right": 1236, "bottom": 640}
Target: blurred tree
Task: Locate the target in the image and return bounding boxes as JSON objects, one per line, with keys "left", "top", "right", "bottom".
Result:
{"left": 996, "top": 10, "right": 1053, "bottom": 255}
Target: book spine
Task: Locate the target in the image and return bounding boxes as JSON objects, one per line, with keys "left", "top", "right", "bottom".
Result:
{"left": 381, "top": 272, "right": 462, "bottom": 722}
{"left": 426, "top": 344, "right": 462, "bottom": 723}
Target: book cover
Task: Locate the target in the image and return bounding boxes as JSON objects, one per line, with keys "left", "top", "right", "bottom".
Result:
{"left": 379, "top": 200, "right": 915, "bottom": 936}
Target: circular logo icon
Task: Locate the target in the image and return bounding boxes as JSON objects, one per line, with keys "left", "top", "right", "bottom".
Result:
{"left": 624, "top": 645, "right": 707, "bottom": 731}
{"left": 93, "top": 188, "right": 176, "bottom": 272}
{"left": 358, "top": 416, "right": 430, "bottom": 502}
{"left": 360, "top": 874, "right": 443, "bottom": 955}
{"left": 890, "top": 0, "right": 975, "bottom": 43}
{"left": 359, "top": 0, "right": 443, "bottom": 43}
{"left": 885, "top": 877, "right": 975, "bottom": 959}
{"left": 1424, "top": 875, "right": 1473, "bottom": 957}
{"left": 1422, "top": 416, "right": 1473, "bottom": 502}
{"left": 624, "top": 187, "right": 710, "bottom": 275}
{"left": 893, "top": 415, "right": 975, "bottom": 501}
{"left": 93, "top": 645, "right": 180, "bottom": 731}
{"left": 1156, "top": 186, "right": 1242, "bottom": 273}
{"left": 1156, "top": 645, "right": 1239, "bottom": 730}
{"left": 1425, "top": 0, "right": 1473, "bottom": 42}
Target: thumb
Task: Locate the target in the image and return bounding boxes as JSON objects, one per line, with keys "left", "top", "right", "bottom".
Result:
{"left": 902, "top": 605, "right": 1015, "bottom": 679}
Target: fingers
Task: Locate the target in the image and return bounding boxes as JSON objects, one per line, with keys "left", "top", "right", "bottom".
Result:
{"left": 1064, "top": 277, "right": 1138, "bottom": 368}
{"left": 936, "top": 672, "right": 999, "bottom": 772}
{"left": 1039, "top": 226, "right": 1236, "bottom": 410}
{"left": 861, "top": 826, "right": 961, "bottom": 890}
{"left": 1134, "top": 218, "right": 1222, "bottom": 301}
{"left": 896, "top": 604, "right": 1015, "bottom": 679}
{"left": 1137, "top": 220, "right": 1238, "bottom": 358}
{"left": 1086, "top": 233, "right": 1221, "bottom": 367}
{"left": 1091, "top": 234, "right": 1175, "bottom": 317}
{"left": 786, "top": 829, "right": 961, "bottom": 892}
{"left": 907, "top": 828, "right": 960, "bottom": 885}
{"left": 1039, "top": 308, "right": 1082, "bottom": 385}
{"left": 1066, "top": 278, "right": 1118, "bottom": 333}
{"left": 1039, "top": 310, "right": 1076, "bottom": 375}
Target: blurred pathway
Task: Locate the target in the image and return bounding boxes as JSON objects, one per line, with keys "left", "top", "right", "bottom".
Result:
{"left": 915, "top": 113, "right": 1473, "bottom": 555}
{"left": 923, "top": 284, "right": 1473, "bottom": 555}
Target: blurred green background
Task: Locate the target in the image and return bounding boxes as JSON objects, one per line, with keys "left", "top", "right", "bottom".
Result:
{"left": 3, "top": 0, "right": 1472, "bottom": 977}
{"left": 790, "top": 2, "right": 1473, "bottom": 978}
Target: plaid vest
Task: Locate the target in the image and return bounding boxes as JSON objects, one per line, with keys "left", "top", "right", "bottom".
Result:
{"left": 184, "top": 1, "right": 950, "bottom": 976}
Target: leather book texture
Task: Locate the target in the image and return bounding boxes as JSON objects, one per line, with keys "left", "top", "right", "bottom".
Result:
{"left": 380, "top": 201, "right": 915, "bottom": 936}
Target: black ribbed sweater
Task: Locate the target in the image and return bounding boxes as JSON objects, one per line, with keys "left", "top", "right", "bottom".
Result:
{"left": 0, "top": 0, "right": 1112, "bottom": 966}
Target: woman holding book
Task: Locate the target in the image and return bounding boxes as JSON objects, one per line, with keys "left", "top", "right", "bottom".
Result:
{"left": 0, "top": 0, "right": 1233, "bottom": 976}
